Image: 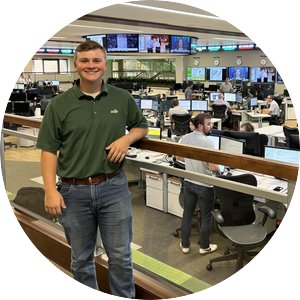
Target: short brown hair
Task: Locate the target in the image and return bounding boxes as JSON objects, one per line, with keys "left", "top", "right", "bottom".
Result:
{"left": 193, "top": 113, "right": 211, "bottom": 127}
{"left": 74, "top": 40, "right": 107, "bottom": 61}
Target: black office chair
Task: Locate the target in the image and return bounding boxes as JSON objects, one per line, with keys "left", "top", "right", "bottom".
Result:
{"left": 211, "top": 104, "right": 231, "bottom": 129}
{"left": 283, "top": 125, "right": 299, "bottom": 148}
{"left": 170, "top": 114, "right": 191, "bottom": 136}
{"left": 206, "top": 174, "right": 276, "bottom": 273}
{"left": 258, "top": 134, "right": 269, "bottom": 157}
{"left": 288, "top": 134, "right": 300, "bottom": 150}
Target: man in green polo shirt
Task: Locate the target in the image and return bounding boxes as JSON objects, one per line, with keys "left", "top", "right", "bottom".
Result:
{"left": 36, "top": 40, "right": 148, "bottom": 298}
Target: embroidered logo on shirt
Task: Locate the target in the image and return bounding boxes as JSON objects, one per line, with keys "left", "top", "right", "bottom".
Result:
{"left": 110, "top": 109, "right": 118, "bottom": 114}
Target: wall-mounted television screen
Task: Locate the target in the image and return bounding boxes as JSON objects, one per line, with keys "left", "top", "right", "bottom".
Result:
{"left": 106, "top": 34, "right": 139, "bottom": 52}
{"left": 277, "top": 72, "right": 284, "bottom": 84}
{"left": 186, "top": 67, "right": 206, "bottom": 81}
{"left": 85, "top": 34, "right": 107, "bottom": 47}
{"left": 207, "top": 67, "right": 227, "bottom": 81}
{"left": 228, "top": 66, "right": 249, "bottom": 81}
{"left": 250, "top": 66, "right": 276, "bottom": 83}
{"left": 190, "top": 37, "right": 198, "bottom": 55}
{"left": 139, "top": 34, "right": 170, "bottom": 53}
{"left": 170, "top": 35, "right": 191, "bottom": 54}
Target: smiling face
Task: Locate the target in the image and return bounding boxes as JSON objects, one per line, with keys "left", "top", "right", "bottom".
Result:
{"left": 74, "top": 47, "right": 107, "bottom": 90}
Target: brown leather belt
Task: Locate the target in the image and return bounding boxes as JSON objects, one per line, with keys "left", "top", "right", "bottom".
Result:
{"left": 61, "top": 170, "right": 120, "bottom": 185}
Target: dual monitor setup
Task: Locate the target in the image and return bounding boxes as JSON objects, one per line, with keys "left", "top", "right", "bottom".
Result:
{"left": 187, "top": 66, "right": 281, "bottom": 83}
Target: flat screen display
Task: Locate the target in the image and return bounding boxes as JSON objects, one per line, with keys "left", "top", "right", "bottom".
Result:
{"left": 264, "top": 146, "right": 299, "bottom": 165}
{"left": 207, "top": 67, "right": 227, "bottom": 81}
{"left": 250, "top": 97, "right": 258, "bottom": 107}
{"left": 170, "top": 35, "right": 191, "bottom": 54}
{"left": 140, "top": 99, "right": 153, "bottom": 110}
{"left": 86, "top": 34, "right": 106, "bottom": 47}
{"left": 250, "top": 66, "right": 276, "bottom": 83}
{"left": 210, "top": 92, "right": 219, "bottom": 102}
{"left": 220, "top": 136, "right": 245, "bottom": 154}
{"left": 178, "top": 100, "right": 191, "bottom": 110}
{"left": 106, "top": 34, "right": 139, "bottom": 52}
{"left": 146, "top": 127, "right": 161, "bottom": 140}
{"left": 187, "top": 67, "right": 206, "bottom": 81}
{"left": 139, "top": 34, "right": 169, "bottom": 53}
{"left": 228, "top": 66, "right": 249, "bottom": 81}
{"left": 191, "top": 100, "right": 208, "bottom": 111}
{"left": 190, "top": 37, "right": 198, "bottom": 54}
{"left": 277, "top": 72, "right": 284, "bottom": 84}
{"left": 224, "top": 93, "right": 236, "bottom": 102}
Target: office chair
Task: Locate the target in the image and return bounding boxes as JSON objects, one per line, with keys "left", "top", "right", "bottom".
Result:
{"left": 211, "top": 104, "right": 231, "bottom": 129}
{"left": 258, "top": 134, "right": 269, "bottom": 157}
{"left": 206, "top": 174, "right": 276, "bottom": 273}
{"left": 170, "top": 114, "right": 191, "bottom": 136}
{"left": 283, "top": 125, "right": 299, "bottom": 148}
{"left": 288, "top": 134, "right": 300, "bottom": 150}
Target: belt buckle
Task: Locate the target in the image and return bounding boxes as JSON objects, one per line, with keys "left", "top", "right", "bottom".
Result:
{"left": 88, "top": 176, "right": 93, "bottom": 184}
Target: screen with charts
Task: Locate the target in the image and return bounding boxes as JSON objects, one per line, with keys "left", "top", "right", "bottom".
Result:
{"left": 220, "top": 136, "right": 245, "bottom": 154}
{"left": 140, "top": 99, "right": 153, "bottom": 110}
{"left": 224, "top": 93, "right": 236, "bottom": 102}
{"left": 178, "top": 100, "right": 191, "bottom": 110}
{"left": 207, "top": 67, "right": 227, "bottom": 81}
{"left": 186, "top": 67, "right": 206, "bottom": 81}
{"left": 146, "top": 127, "right": 161, "bottom": 140}
{"left": 264, "top": 146, "right": 300, "bottom": 165}
{"left": 210, "top": 92, "right": 219, "bottom": 102}
{"left": 191, "top": 100, "right": 208, "bottom": 111}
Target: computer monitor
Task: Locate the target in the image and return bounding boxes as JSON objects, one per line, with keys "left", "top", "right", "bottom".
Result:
{"left": 208, "top": 135, "right": 220, "bottom": 150}
{"left": 210, "top": 92, "right": 219, "bottom": 102}
{"left": 224, "top": 93, "right": 236, "bottom": 102}
{"left": 226, "top": 131, "right": 260, "bottom": 156}
{"left": 146, "top": 127, "right": 162, "bottom": 140}
{"left": 161, "top": 99, "right": 173, "bottom": 112}
{"left": 191, "top": 100, "right": 208, "bottom": 111}
{"left": 152, "top": 100, "right": 158, "bottom": 111}
{"left": 235, "top": 93, "right": 243, "bottom": 104}
{"left": 140, "top": 99, "right": 153, "bottom": 110}
{"left": 264, "top": 146, "right": 300, "bottom": 165}
{"left": 250, "top": 97, "right": 258, "bottom": 107}
{"left": 14, "top": 83, "right": 25, "bottom": 90}
{"left": 220, "top": 136, "right": 245, "bottom": 154}
{"left": 134, "top": 98, "right": 141, "bottom": 109}
{"left": 9, "top": 92, "right": 27, "bottom": 102}
{"left": 51, "top": 80, "right": 60, "bottom": 86}
{"left": 178, "top": 100, "right": 191, "bottom": 110}
{"left": 13, "top": 102, "right": 30, "bottom": 116}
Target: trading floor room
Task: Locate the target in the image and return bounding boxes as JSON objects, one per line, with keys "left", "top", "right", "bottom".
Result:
{"left": 1, "top": 1, "right": 299, "bottom": 299}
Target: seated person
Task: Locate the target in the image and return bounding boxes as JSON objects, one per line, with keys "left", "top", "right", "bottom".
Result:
{"left": 260, "top": 95, "right": 281, "bottom": 125}
{"left": 240, "top": 122, "right": 255, "bottom": 132}
{"left": 169, "top": 99, "right": 189, "bottom": 121}
{"left": 212, "top": 93, "right": 231, "bottom": 116}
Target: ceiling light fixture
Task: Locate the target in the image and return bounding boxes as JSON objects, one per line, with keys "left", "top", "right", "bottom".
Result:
{"left": 121, "top": 3, "right": 221, "bottom": 20}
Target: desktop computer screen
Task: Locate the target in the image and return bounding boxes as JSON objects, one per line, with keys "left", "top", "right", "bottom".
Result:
{"left": 146, "top": 127, "right": 162, "bottom": 140}
{"left": 220, "top": 136, "right": 245, "bottom": 154}
{"left": 13, "top": 102, "right": 30, "bottom": 116}
{"left": 191, "top": 100, "right": 208, "bottom": 111}
{"left": 207, "top": 135, "right": 220, "bottom": 150}
{"left": 140, "top": 99, "right": 153, "bottom": 110}
{"left": 235, "top": 93, "right": 243, "bottom": 104}
{"left": 209, "top": 92, "right": 219, "bottom": 102}
{"left": 224, "top": 93, "right": 236, "bottom": 102}
{"left": 178, "top": 100, "right": 191, "bottom": 110}
{"left": 250, "top": 97, "right": 258, "bottom": 107}
{"left": 264, "top": 146, "right": 300, "bottom": 165}
{"left": 134, "top": 98, "right": 141, "bottom": 109}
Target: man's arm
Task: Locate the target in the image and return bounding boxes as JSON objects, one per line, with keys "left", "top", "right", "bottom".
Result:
{"left": 41, "top": 150, "right": 66, "bottom": 216}
{"left": 106, "top": 127, "right": 148, "bottom": 163}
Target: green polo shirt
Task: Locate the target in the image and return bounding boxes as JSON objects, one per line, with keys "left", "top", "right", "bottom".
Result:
{"left": 36, "top": 81, "right": 148, "bottom": 178}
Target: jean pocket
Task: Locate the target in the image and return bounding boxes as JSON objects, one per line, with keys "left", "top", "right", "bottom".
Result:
{"left": 108, "top": 171, "right": 127, "bottom": 186}
{"left": 59, "top": 183, "right": 74, "bottom": 197}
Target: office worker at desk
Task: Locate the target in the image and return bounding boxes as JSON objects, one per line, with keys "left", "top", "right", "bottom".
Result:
{"left": 36, "top": 41, "right": 148, "bottom": 298}
{"left": 213, "top": 93, "right": 231, "bottom": 116}
{"left": 178, "top": 113, "right": 219, "bottom": 255}
{"left": 168, "top": 99, "right": 189, "bottom": 121}
{"left": 260, "top": 95, "right": 281, "bottom": 125}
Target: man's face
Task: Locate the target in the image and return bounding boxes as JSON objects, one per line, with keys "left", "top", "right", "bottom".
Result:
{"left": 201, "top": 119, "right": 212, "bottom": 136}
{"left": 74, "top": 48, "right": 107, "bottom": 83}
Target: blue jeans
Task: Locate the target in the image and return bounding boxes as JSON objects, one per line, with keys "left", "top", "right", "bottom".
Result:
{"left": 58, "top": 171, "right": 135, "bottom": 298}
{"left": 181, "top": 181, "right": 215, "bottom": 249}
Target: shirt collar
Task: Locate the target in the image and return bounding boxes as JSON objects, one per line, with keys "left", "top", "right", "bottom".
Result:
{"left": 73, "top": 79, "right": 108, "bottom": 100}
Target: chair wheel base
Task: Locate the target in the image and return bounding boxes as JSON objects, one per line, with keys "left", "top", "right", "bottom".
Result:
{"left": 206, "top": 264, "right": 213, "bottom": 271}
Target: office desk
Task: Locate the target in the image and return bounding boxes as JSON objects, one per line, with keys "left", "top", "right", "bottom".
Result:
{"left": 256, "top": 125, "right": 284, "bottom": 146}
{"left": 146, "top": 116, "right": 222, "bottom": 130}
{"left": 244, "top": 111, "right": 270, "bottom": 128}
